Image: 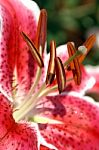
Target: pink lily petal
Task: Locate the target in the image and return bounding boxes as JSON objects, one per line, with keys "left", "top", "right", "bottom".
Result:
{"left": 0, "top": 3, "right": 15, "bottom": 101}
{"left": 0, "top": 86, "right": 53, "bottom": 150}
{"left": 11, "top": 0, "right": 40, "bottom": 93}
{"left": 0, "top": 93, "right": 40, "bottom": 150}
{"left": 56, "top": 44, "right": 69, "bottom": 62}
{"left": 0, "top": 94, "right": 57, "bottom": 150}
{"left": 0, "top": 93, "right": 14, "bottom": 139}
{"left": 0, "top": 122, "right": 39, "bottom": 150}
{"left": 40, "top": 145, "right": 54, "bottom": 150}
{"left": 0, "top": 0, "right": 40, "bottom": 100}
{"left": 40, "top": 146, "right": 48, "bottom": 150}
{"left": 86, "top": 65, "right": 99, "bottom": 93}
{"left": 9, "top": 0, "right": 40, "bottom": 97}
{"left": 65, "top": 65, "right": 95, "bottom": 95}
{"left": 37, "top": 94, "right": 99, "bottom": 149}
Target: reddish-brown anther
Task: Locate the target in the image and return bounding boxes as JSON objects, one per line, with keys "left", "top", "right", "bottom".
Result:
{"left": 78, "top": 34, "right": 96, "bottom": 63}
{"left": 21, "top": 31, "right": 44, "bottom": 68}
{"left": 55, "top": 57, "right": 66, "bottom": 93}
{"left": 46, "top": 40, "right": 56, "bottom": 85}
{"left": 67, "top": 42, "right": 81, "bottom": 85}
{"left": 35, "top": 9, "right": 47, "bottom": 53}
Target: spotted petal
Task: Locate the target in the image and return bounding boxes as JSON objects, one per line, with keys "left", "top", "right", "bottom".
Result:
{"left": 9, "top": 0, "right": 40, "bottom": 97}
{"left": 0, "top": 122, "right": 39, "bottom": 150}
{"left": 0, "top": 0, "right": 40, "bottom": 101}
{"left": 0, "top": 94, "right": 14, "bottom": 139}
{"left": 65, "top": 65, "right": 95, "bottom": 95}
{"left": 0, "top": 3, "right": 15, "bottom": 101}
{"left": 0, "top": 93, "right": 39, "bottom": 150}
{"left": 37, "top": 94, "right": 99, "bottom": 150}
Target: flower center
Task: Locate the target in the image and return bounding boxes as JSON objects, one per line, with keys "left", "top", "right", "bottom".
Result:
{"left": 13, "top": 41, "right": 87, "bottom": 122}
{"left": 13, "top": 9, "right": 96, "bottom": 123}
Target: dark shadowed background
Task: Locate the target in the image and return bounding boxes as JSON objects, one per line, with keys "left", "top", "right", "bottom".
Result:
{"left": 34, "top": 0, "right": 99, "bottom": 65}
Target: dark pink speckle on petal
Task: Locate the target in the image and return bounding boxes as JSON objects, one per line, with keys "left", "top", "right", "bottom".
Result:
{"left": 38, "top": 95, "right": 99, "bottom": 150}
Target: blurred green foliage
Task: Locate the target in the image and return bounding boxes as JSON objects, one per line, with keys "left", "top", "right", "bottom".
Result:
{"left": 34, "top": 0, "right": 99, "bottom": 65}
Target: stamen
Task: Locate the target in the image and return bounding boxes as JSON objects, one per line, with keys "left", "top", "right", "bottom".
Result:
{"left": 55, "top": 57, "right": 66, "bottom": 93}
{"left": 67, "top": 42, "right": 81, "bottom": 85}
{"left": 35, "top": 9, "right": 47, "bottom": 53}
{"left": 46, "top": 40, "right": 56, "bottom": 84}
{"left": 64, "top": 50, "right": 81, "bottom": 68}
{"left": 24, "top": 47, "right": 43, "bottom": 101}
{"left": 21, "top": 31, "right": 44, "bottom": 67}
{"left": 78, "top": 34, "right": 96, "bottom": 63}
{"left": 13, "top": 83, "right": 46, "bottom": 121}
{"left": 13, "top": 75, "right": 72, "bottom": 121}
{"left": 43, "top": 78, "right": 74, "bottom": 98}
{"left": 12, "top": 6, "right": 96, "bottom": 125}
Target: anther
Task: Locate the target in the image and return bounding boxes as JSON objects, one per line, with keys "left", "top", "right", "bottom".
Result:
{"left": 78, "top": 34, "right": 96, "bottom": 63}
{"left": 46, "top": 40, "right": 56, "bottom": 84}
{"left": 21, "top": 31, "right": 44, "bottom": 67}
{"left": 35, "top": 9, "right": 47, "bottom": 53}
{"left": 67, "top": 42, "right": 81, "bottom": 85}
{"left": 55, "top": 57, "right": 66, "bottom": 93}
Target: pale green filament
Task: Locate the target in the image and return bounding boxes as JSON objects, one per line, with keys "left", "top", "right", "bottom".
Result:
{"left": 14, "top": 46, "right": 43, "bottom": 108}
{"left": 38, "top": 77, "right": 73, "bottom": 98}
{"left": 24, "top": 46, "right": 43, "bottom": 99}
{"left": 13, "top": 78, "right": 73, "bottom": 121}
{"left": 21, "top": 67, "right": 42, "bottom": 105}
{"left": 13, "top": 48, "right": 81, "bottom": 122}
{"left": 64, "top": 50, "right": 81, "bottom": 68}
{"left": 13, "top": 82, "right": 46, "bottom": 121}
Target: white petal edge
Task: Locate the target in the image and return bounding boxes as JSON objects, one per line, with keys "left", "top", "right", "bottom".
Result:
{"left": 0, "top": 86, "right": 13, "bottom": 102}
{"left": 29, "top": 122, "right": 58, "bottom": 150}
{"left": 19, "top": 0, "right": 40, "bottom": 22}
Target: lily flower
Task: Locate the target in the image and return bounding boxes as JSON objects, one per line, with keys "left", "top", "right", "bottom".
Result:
{"left": 0, "top": 0, "right": 99, "bottom": 150}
